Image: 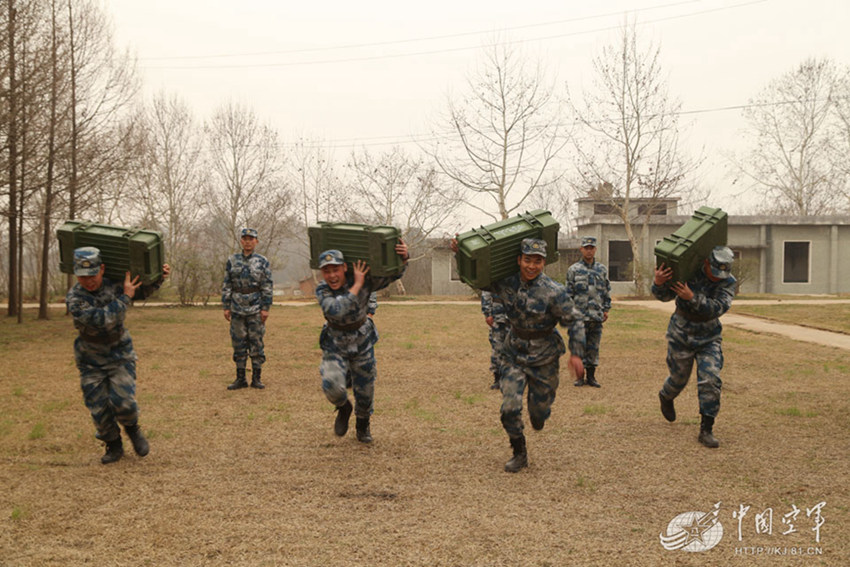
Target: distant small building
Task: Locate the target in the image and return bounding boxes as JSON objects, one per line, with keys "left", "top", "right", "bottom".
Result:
{"left": 575, "top": 197, "right": 850, "bottom": 295}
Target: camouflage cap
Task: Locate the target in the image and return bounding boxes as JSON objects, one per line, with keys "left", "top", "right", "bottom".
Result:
{"left": 318, "top": 249, "right": 345, "bottom": 268}
{"left": 581, "top": 236, "right": 597, "bottom": 248}
{"left": 73, "top": 246, "right": 102, "bottom": 276}
{"left": 241, "top": 228, "right": 258, "bottom": 239}
{"left": 520, "top": 238, "right": 547, "bottom": 258}
{"left": 708, "top": 246, "right": 734, "bottom": 279}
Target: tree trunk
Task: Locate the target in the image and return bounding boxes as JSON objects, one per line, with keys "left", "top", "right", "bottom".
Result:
{"left": 6, "top": 0, "right": 19, "bottom": 318}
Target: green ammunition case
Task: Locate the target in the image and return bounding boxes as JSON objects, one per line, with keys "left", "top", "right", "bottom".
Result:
{"left": 309, "top": 222, "right": 404, "bottom": 276}
{"left": 57, "top": 220, "right": 165, "bottom": 285}
{"left": 654, "top": 206, "right": 728, "bottom": 283}
{"left": 455, "top": 209, "right": 560, "bottom": 289}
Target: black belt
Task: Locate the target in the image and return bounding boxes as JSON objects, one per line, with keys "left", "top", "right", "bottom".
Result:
{"left": 327, "top": 317, "right": 367, "bottom": 332}
{"left": 512, "top": 327, "right": 554, "bottom": 340}
{"left": 675, "top": 308, "right": 715, "bottom": 323}
{"left": 233, "top": 286, "right": 261, "bottom": 294}
{"left": 79, "top": 328, "right": 124, "bottom": 344}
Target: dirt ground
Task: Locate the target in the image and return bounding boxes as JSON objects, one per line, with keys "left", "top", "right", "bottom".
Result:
{"left": 0, "top": 303, "right": 847, "bottom": 566}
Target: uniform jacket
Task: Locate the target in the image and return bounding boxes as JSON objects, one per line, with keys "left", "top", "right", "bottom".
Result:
{"left": 652, "top": 267, "right": 736, "bottom": 337}
{"left": 487, "top": 273, "right": 585, "bottom": 367}
{"left": 566, "top": 259, "right": 612, "bottom": 322}
{"left": 316, "top": 265, "right": 406, "bottom": 350}
{"left": 221, "top": 252, "right": 273, "bottom": 316}
{"left": 480, "top": 291, "right": 508, "bottom": 326}
{"left": 66, "top": 278, "right": 136, "bottom": 365}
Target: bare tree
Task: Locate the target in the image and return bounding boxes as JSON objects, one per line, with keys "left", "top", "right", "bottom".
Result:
{"left": 735, "top": 57, "right": 848, "bottom": 215}
{"left": 347, "top": 146, "right": 461, "bottom": 256}
{"left": 431, "top": 39, "right": 567, "bottom": 222}
{"left": 204, "top": 100, "right": 292, "bottom": 263}
{"left": 5, "top": 0, "right": 21, "bottom": 317}
{"left": 566, "top": 22, "right": 702, "bottom": 295}
{"left": 128, "top": 92, "right": 205, "bottom": 304}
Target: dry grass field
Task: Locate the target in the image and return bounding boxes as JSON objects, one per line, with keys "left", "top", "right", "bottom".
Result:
{"left": 1, "top": 302, "right": 848, "bottom": 566}
{"left": 730, "top": 303, "right": 850, "bottom": 335}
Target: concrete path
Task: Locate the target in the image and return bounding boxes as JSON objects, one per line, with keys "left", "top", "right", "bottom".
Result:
{"left": 623, "top": 300, "right": 850, "bottom": 351}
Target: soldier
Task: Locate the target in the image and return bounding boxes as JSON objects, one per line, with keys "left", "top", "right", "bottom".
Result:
{"left": 66, "top": 247, "right": 170, "bottom": 464}
{"left": 453, "top": 237, "right": 585, "bottom": 473}
{"left": 481, "top": 290, "right": 509, "bottom": 390}
{"left": 222, "top": 228, "right": 273, "bottom": 390}
{"left": 653, "top": 246, "right": 736, "bottom": 448}
{"left": 316, "top": 244, "right": 408, "bottom": 443}
{"left": 566, "top": 236, "right": 611, "bottom": 388}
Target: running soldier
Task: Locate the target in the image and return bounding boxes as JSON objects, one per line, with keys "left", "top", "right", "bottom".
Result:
{"left": 653, "top": 246, "right": 736, "bottom": 448}
{"left": 222, "top": 228, "right": 273, "bottom": 390}
{"left": 66, "top": 247, "right": 170, "bottom": 464}
{"left": 453, "top": 237, "right": 585, "bottom": 472}
{"left": 481, "top": 291, "right": 509, "bottom": 390}
{"left": 566, "top": 236, "right": 611, "bottom": 388}
{"left": 316, "top": 243, "right": 409, "bottom": 443}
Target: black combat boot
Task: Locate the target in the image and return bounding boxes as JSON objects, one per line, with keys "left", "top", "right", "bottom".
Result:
{"left": 573, "top": 374, "right": 585, "bottom": 387}
{"left": 355, "top": 416, "right": 373, "bottom": 444}
{"left": 659, "top": 391, "right": 676, "bottom": 422}
{"left": 227, "top": 368, "right": 248, "bottom": 390}
{"left": 698, "top": 414, "right": 720, "bottom": 448}
{"left": 585, "top": 367, "right": 601, "bottom": 388}
{"left": 504, "top": 435, "right": 528, "bottom": 473}
{"left": 124, "top": 424, "right": 149, "bottom": 457}
{"left": 334, "top": 400, "right": 353, "bottom": 436}
{"left": 250, "top": 368, "right": 265, "bottom": 389}
{"left": 489, "top": 372, "right": 500, "bottom": 390}
{"left": 530, "top": 413, "right": 545, "bottom": 431}
{"left": 101, "top": 438, "right": 124, "bottom": 464}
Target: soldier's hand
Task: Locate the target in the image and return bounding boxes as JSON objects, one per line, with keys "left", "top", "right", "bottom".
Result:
{"left": 123, "top": 272, "right": 142, "bottom": 298}
{"left": 395, "top": 239, "right": 410, "bottom": 262}
{"left": 449, "top": 236, "right": 459, "bottom": 254}
{"left": 352, "top": 259, "right": 369, "bottom": 286}
{"left": 568, "top": 355, "right": 584, "bottom": 380}
{"left": 602, "top": 311, "right": 609, "bottom": 323}
{"left": 485, "top": 316, "right": 494, "bottom": 327}
{"left": 654, "top": 263, "right": 673, "bottom": 286}
{"left": 671, "top": 281, "right": 694, "bottom": 301}
{"left": 261, "top": 310, "right": 269, "bottom": 323}
{"left": 162, "top": 264, "right": 171, "bottom": 278}
{"left": 224, "top": 309, "right": 231, "bottom": 322}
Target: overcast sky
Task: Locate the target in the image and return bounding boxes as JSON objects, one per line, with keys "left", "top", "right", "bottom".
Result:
{"left": 108, "top": 0, "right": 850, "bottom": 216}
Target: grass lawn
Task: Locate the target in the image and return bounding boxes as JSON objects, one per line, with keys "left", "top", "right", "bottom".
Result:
{"left": 730, "top": 303, "right": 850, "bottom": 334}
{"left": 0, "top": 303, "right": 847, "bottom": 566}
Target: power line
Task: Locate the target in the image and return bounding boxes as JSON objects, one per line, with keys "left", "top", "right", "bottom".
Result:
{"left": 140, "top": 0, "right": 768, "bottom": 70}
{"left": 139, "top": 0, "right": 701, "bottom": 61}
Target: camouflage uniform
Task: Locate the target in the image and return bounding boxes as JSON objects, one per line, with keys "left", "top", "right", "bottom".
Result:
{"left": 221, "top": 244, "right": 273, "bottom": 371}
{"left": 486, "top": 268, "right": 585, "bottom": 440}
{"left": 316, "top": 259, "right": 406, "bottom": 419}
{"left": 346, "top": 292, "right": 378, "bottom": 389}
{"left": 66, "top": 247, "right": 164, "bottom": 461}
{"left": 481, "top": 291, "right": 509, "bottom": 383}
{"left": 653, "top": 255, "right": 736, "bottom": 419}
{"left": 566, "top": 241, "right": 611, "bottom": 373}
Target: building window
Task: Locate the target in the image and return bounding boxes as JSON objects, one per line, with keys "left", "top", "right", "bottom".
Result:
{"left": 450, "top": 257, "right": 461, "bottom": 281}
{"left": 594, "top": 203, "right": 620, "bottom": 215}
{"left": 783, "top": 241, "right": 810, "bottom": 283}
{"left": 638, "top": 203, "right": 667, "bottom": 216}
{"left": 608, "top": 240, "right": 633, "bottom": 282}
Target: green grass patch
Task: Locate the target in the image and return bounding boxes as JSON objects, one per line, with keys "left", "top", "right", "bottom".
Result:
{"left": 776, "top": 407, "right": 818, "bottom": 418}
{"left": 28, "top": 423, "right": 46, "bottom": 440}
{"left": 582, "top": 405, "right": 610, "bottom": 416}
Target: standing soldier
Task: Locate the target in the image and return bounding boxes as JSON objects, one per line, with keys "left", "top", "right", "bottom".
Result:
{"left": 316, "top": 243, "right": 409, "bottom": 444}
{"left": 222, "top": 228, "right": 273, "bottom": 390}
{"left": 453, "top": 237, "right": 585, "bottom": 473}
{"left": 653, "top": 246, "right": 736, "bottom": 448}
{"left": 566, "top": 236, "right": 611, "bottom": 388}
{"left": 66, "top": 247, "right": 170, "bottom": 464}
{"left": 481, "top": 291, "right": 509, "bottom": 390}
